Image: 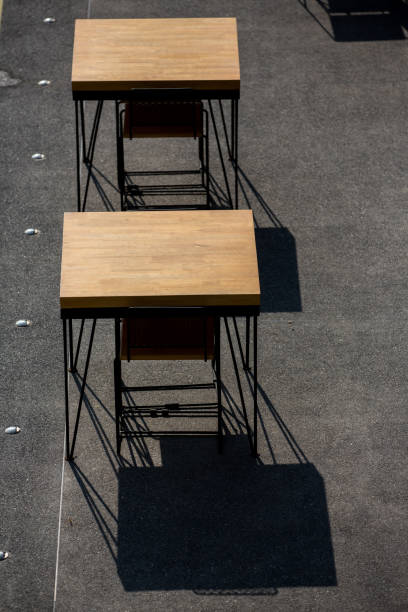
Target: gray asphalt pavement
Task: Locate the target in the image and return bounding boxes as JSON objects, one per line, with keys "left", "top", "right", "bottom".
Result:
{"left": 0, "top": 1, "right": 407, "bottom": 610}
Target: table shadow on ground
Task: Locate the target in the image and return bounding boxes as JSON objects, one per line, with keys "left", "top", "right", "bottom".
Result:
{"left": 255, "top": 227, "right": 302, "bottom": 313}
{"left": 299, "top": 0, "right": 408, "bottom": 41}
{"left": 115, "top": 438, "right": 336, "bottom": 593}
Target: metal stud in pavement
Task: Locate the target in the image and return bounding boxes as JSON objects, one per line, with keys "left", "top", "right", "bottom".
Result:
{"left": 15, "top": 320, "right": 31, "bottom": 327}
{"left": 32, "top": 153, "right": 45, "bottom": 161}
{"left": 24, "top": 228, "right": 39, "bottom": 235}
{"left": 5, "top": 427, "right": 21, "bottom": 435}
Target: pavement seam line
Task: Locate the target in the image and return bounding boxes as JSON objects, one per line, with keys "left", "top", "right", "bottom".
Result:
{"left": 52, "top": 429, "right": 66, "bottom": 612}
{"left": 53, "top": 3, "right": 91, "bottom": 608}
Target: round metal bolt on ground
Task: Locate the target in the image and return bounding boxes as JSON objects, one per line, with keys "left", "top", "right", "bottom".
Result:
{"left": 43, "top": 17, "right": 56, "bottom": 23}
{"left": 24, "top": 228, "right": 39, "bottom": 235}
{"left": 32, "top": 153, "right": 45, "bottom": 161}
{"left": 37, "top": 80, "right": 51, "bottom": 87}
{"left": 0, "top": 552, "right": 9, "bottom": 561}
{"left": 16, "top": 320, "right": 31, "bottom": 327}
{"left": 5, "top": 426, "right": 21, "bottom": 435}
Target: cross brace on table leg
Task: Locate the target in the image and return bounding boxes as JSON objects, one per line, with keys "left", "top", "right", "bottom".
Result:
{"left": 208, "top": 100, "right": 233, "bottom": 209}
{"left": 218, "top": 100, "right": 232, "bottom": 160}
{"left": 230, "top": 316, "right": 251, "bottom": 371}
{"left": 64, "top": 318, "right": 97, "bottom": 461}
{"left": 215, "top": 316, "right": 223, "bottom": 453}
{"left": 230, "top": 315, "right": 258, "bottom": 457}
{"left": 232, "top": 99, "right": 239, "bottom": 210}
{"left": 75, "top": 100, "right": 104, "bottom": 212}
{"left": 223, "top": 317, "right": 255, "bottom": 456}
{"left": 68, "top": 318, "right": 85, "bottom": 374}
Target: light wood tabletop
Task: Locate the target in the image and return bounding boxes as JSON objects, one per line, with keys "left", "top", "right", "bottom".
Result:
{"left": 60, "top": 211, "right": 259, "bottom": 309}
{"left": 71, "top": 18, "right": 240, "bottom": 93}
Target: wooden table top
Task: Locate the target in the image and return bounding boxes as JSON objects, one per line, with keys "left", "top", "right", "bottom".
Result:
{"left": 71, "top": 18, "right": 240, "bottom": 93}
{"left": 60, "top": 211, "right": 260, "bottom": 310}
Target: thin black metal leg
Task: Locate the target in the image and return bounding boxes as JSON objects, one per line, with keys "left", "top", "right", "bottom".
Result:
{"left": 231, "top": 100, "right": 235, "bottom": 163}
{"left": 116, "top": 101, "right": 125, "bottom": 211}
{"left": 204, "top": 109, "right": 210, "bottom": 208}
{"left": 224, "top": 318, "right": 254, "bottom": 455}
{"left": 232, "top": 99, "right": 239, "bottom": 209}
{"left": 63, "top": 319, "right": 70, "bottom": 460}
{"left": 199, "top": 136, "right": 204, "bottom": 181}
{"left": 219, "top": 99, "right": 238, "bottom": 207}
{"left": 219, "top": 100, "right": 232, "bottom": 160}
{"left": 85, "top": 100, "right": 103, "bottom": 162}
{"left": 73, "top": 319, "right": 85, "bottom": 372}
{"left": 114, "top": 318, "right": 122, "bottom": 454}
{"left": 75, "top": 101, "right": 81, "bottom": 212}
{"left": 82, "top": 100, "right": 103, "bottom": 212}
{"left": 80, "top": 100, "right": 86, "bottom": 161}
{"left": 68, "top": 319, "right": 75, "bottom": 373}
{"left": 253, "top": 315, "right": 258, "bottom": 457}
{"left": 231, "top": 100, "right": 238, "bottom": 209}
{"left": 208, "top": 100, "right": 233, "bottom": 209}
{"left": 245, "top": 315, "right": 251, "bottom": 370}
{"left": 231, "top": 316, "right": 247, "bottom": 371}
{"left": 68, "top": 319, "right": 97, "bottom": 461}
{"left": 215, "top": 316, "right": 223, "bottom": 453}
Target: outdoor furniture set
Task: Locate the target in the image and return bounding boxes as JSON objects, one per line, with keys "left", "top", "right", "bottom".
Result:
{"left": 61, "top": 18, "right": 261, "bottom": 461}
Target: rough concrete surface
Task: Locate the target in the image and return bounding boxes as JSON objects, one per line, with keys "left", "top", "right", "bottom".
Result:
{"left": 0, "top": 0, "right": 407, "bottom": 610}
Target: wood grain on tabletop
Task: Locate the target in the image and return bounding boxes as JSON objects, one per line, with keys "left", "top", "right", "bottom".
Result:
{"left": 71, "top": 18, "right": 240, "bottom": 92}
{"left": 60, "top": 211, "right": 260, "bottom": 309}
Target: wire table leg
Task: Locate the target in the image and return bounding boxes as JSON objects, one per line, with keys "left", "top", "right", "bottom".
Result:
{"left": 245, "top": 315, "right": 251, "bottom": 370}
{"left": 80, "top": 100, "right": 86, "bottom": 161}
{"left": 68, "top": 319, "right": 74, "bottom": 372}
{"left": 208, "top": 100, "right": 233, "bottom": 209}
{"left": 215, "top": 316, "right": 223, "bottom": 453}
{"left": 253, "top": 314, "right": 258, "bottom": 457}
{"left": 204, "top": 109, "right": 210, "bottom": 208}
{"left": 219, "top": 100, "right": 232, "bottom": 160}
{"left": 115, "top": 101, "right": 125, "bottom": 211}
{"left": 75, "top": 101, "right": 81, "bottom": 212}
{"left": 232, "top": 99, "right": 239, "bottom": 209}
{"left": 224, "top": 318, "right": 254, "bottom": 455}
{"left": 75, "top": 100, "right": 104, "bottom": 213}
{"left": 73, "top": 319, "right": 85, "bottom": 373}
{"left": 82, "top": 101, "right": 103, "bottom": 212}
{"left": 114, "top": 318, "right": 122, "bottom": 454}
{"left": 63, "top": 319, "right": 70, "bottom": 460}
{"left": 67, "top": 319, "right": 97, "bottom": 461}
{"left": 230, "top": 100, "right": 235, "bottom": 163}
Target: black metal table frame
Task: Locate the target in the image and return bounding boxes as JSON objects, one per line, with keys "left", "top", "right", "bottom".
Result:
{"left": 73, "top": 89, "right": 239, "bottom": 213}
{"left": 116, "top": 97, "right": 210, "bottom": 211}
{"left": 62, "top": 305, "right": 259, "bottom": 463}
